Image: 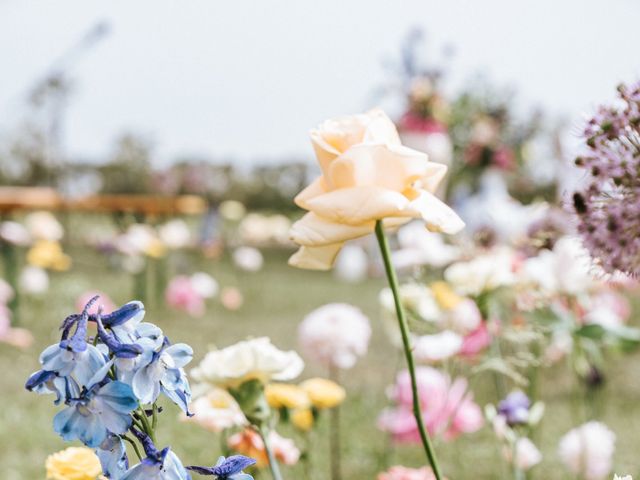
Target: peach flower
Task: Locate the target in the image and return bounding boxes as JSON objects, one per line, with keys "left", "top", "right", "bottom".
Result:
{"left": 289, "top": 109, "right": 464, "bottom": 270}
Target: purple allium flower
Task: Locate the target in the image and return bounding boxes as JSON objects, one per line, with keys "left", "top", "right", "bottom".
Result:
{"left": 497, "top": 391, "right": 530, "bottom": 426}
{"left": 571, "top": 81, "right": 640, "bottom": 275}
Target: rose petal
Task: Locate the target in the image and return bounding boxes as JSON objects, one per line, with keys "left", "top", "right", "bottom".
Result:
{"left": 288, "top": 244, "right": 344, "bottom": 270}
{"left": 290, "top": 213, "right": 374, "bottom": 246}
{"left": 406, "top": 190, "right": 465, "bottom": 234}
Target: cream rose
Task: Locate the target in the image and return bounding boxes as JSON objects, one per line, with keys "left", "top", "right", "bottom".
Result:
{"left": 289, "top": 109, "right": 464, "bottom": 270}
{"left": 191, "top": 337, "right": 305, "bottom": 388}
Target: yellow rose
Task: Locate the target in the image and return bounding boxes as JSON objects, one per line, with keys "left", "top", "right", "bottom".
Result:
{"left": 45, "top": 446, "right": 102, "bottom": 480}
{"left": 265, "top": 383, "right": 310, "bottom": 409}
{"left": 291, "top": 408, "right": 314, "bottom": 431}
{"left": 289, "top": 109, "right": 464, "bottom": 270}
{"left": 430, "top": 281, "right": 463, "bottom": 310}
{"left": 300, "top": 378, "right": 346, "bottom": 409}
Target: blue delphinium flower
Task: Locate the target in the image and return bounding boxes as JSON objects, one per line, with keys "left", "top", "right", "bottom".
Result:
{"left": 187, "top": 456, "right": 256, "bottom": 479}
{"left": 121, "top": 430, "right": 191, "bottom": 480}
{"left": 97, "top": 435, "right": 129, "bottom": 479}
{"left": 132, "top": 339, "right": 193, "bottom": 414}
{"left": 25, "top": 369, "right": 80, "bottom": 404}
{"left": 53, "top": 378, "right": 138, "bottom": 448}
{"left": 497, "top": 390, "right": 531, "bottom": 426}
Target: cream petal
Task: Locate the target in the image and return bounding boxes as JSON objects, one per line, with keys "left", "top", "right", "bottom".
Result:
{"left": 288, "top": 244, "right": 344, "bottom": 270}
{"left": 407, "top": 190, "right": 465, "bottom": 234}
{"left": 294, "top": 176, "right": 329, "bottom": 209}
{"left": 361, "top": 108, "right": 401, "bottom": 145}
{"left": 302, "top": 186, "right": 411, "bottom": 225}
{"left": 290, "top": 212, "right": 374, "bottom": 246}
{"left": 328, "top": 143, "right": 438, "bottom": 192}
{"left": 419, "top": 161, "right": 448, "bottom": 193}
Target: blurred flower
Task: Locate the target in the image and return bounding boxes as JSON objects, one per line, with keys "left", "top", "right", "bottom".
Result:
{"left": 503, "top": 437, "right": 542, "bottom": 471}
{"left": 192, "top": 337, "right": 304, "bottom": 388}
{"left": 377, "top": 465, "right": 438, "bottom": 480}
{"left": 45, "top": 446, "right": 102, "bottom": 480}
{"left": 239, "top": 213, "right": 291, "bottom": 246}
{"left": 558, "top": 421, "right": 616, "bottom": 480}
{"left": 300, "top": 378, "right": 346, "bottom": 409}
{"left": 191, "top": 272, "right": 219, "bottom": 299}
{"left": 0, "top": 221, "right": 31, "bottom": 246}
{"left": 27, "top": 240, "right": 71, "bottom": 271}
{"left": 378, "top": 367, "right": 483, "bottom": 442}
{"left": 334, "top": 243, "right": 369, "bottom": 282}
{"left": 289, "top": 109, "right": 464, "bottom": 270}
{"left": 158, "top": 219, "right": 192, "bottom": 249}
{"left": 393, "top": 221, "right": 460, "bottom": 270}
{"left": 614, "top": 475, "right": 633, "bottom": 480}
{"left": 220, "top": 287, "right": 243, "bottom": 311}
{"left": 0, "top": 278, "right": 14, "bottom": 304}
{"left": 572, "top": 81, "right": 640, "bottom": 276}
{"left": 444, "top": 247, "right": 517, "bottom": 296}
{"left": 220, "top": 200, "right": 247, "bottom": 221}
{"left": 522, "top": 236, "right": 593, "bottom": 296}
{"left": 186, "top": 455, "right": 256, "bottom": 479}
{"left": 298, "top": 303, "right": 371, "bottom": 369}
{"left": 584, "top": 290, "right": 631, "bottom": 327}
{"left": 166, "top": 275, "right": 205, "bottom": 317}
{"left": 76, "top": 291, "right": 116, "bottom": 316}
{"left": 413, "top": 331, "right": 463, "bottom": 363}
{"left": 232, "top": 247, "right": 264, "bottom": 272}
{"left": 120, "top": 224, "right": 166, "bottom": 258}
{"left": 228, "top": 428, "right": 300, "bottom": 467}
{"left": 291, "top": 408, "right": 314, "bottom": 431}
{"left": 182, "top": 388, "right": 247, "bottom": 432}
{"left": 0, "top": 326, "right": 34, "bottom": 349}
{"left": 265, "top": 383, "right": 310, "bottom": 409}
{"left": 25, "top": 211, "right": 63, "bottom": 241}
{"left": 19, "top": 265, "right": 49, "bottom": 295}
{"left": 459, "top": 322, "right": 491, "bottom": 357}
{"left": 497, "top": 391, "right": 530, "bottom": 426}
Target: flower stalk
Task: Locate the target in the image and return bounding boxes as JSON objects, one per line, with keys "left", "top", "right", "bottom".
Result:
{"left": 374, "top": 220, "right": 444, "bottom": 480}
{"left": 259, "top": 426, "right": 284, "bottom": 480}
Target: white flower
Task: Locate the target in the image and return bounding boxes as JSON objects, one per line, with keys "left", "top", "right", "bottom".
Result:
{"left": 117, "top": 224, "right": 159, "bottom": 256}
{"left": 298, "top": 303, "right": 371, "bottom": 369}
{"left": 392, "top": 221, "right": 460, "bottom": 270}
{"left": 558, "top": 421, "right": 616, "bottom": 480}
{"left": 0, "top": 278, "right": 13, "bottom": 304}
{"left": 523, "top": 236, "right": 594, "bottom": 296}
{"left": 192, "top": 337, "right": 304, "bottom": 388}
{"left": 334, "top": 244, "right": 369, "bottom": 283}
{"left": 614, "top": 475, "right": 632, "bottom": 480}
{"left": 413, "top": 331, "right": 463, "bottom": 363}
{"left": 219, "top": 200, "right": 247, "bottom": 221}
{"left": 379, "top": 283, "right": 440, "bottom": 322}
{"left": 447, "top": 298, "right": 482, "bottom": 334}
{"left": 158, "top": 219, "right": 192, "bottom": 249}
{"left": 24, "top": 211, "right": 63, "bottom": 241}
{"left": 0, "top": 221, "right": 31, "bottom": 246}
{"left": 190, "top": 272, "right": 219, "bottom": 299}
{"left": 19, "top": 266, "right": 49, "bottom": 295}
{"left": 182, "top": 387, "right": 247, "bottom": 432}
{"left": 504, "top": 438, "right": 542, "bottom": 471}
{"left": 444, "top": 247, "right": 517, "bottom": 296}
{"left": 232, "top": 247, "right": 264, "bottom": 272}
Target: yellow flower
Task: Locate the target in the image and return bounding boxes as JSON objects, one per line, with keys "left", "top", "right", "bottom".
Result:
{"left": 430, "top": 281, "right": 463, "bottom": 310}
{"left": 145, "top": 238, "right": 167, "bottom": 258}
{"left": 27, "top": 240, "right": 71, "bottom": 271}
{"left": 45, "top": 446, "right": 102, "bottom": 480}
{"left": 291, "top": 408, "right": 314, "bottom": 431}
{"left": 300, "top": 378, "right": 346, "bottom": 409}
{"left": 265, "top": 383, "right": 310, "bottom": 409}
{"left": 288, "top": 109, "right": 464, "bottom": 270}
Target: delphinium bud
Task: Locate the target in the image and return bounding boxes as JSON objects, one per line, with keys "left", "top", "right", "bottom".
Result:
{"left": 571, "top": 81, "right": 640, "bottom": 276}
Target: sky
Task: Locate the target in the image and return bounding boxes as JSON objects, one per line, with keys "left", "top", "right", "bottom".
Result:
{"left": 1, "top": 0, "right": 639, "bottom": 166}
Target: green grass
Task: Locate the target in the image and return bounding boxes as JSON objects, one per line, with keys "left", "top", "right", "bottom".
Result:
{"left": 2, "top": 243, "right": 640, "bottom": 479}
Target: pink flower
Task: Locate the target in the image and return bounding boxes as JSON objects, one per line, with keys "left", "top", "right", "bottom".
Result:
{"left": 378, "top": 465, "right": 437, "bottom": 480}
{"left": 220, "top": 287, "right": 243, "bottom": 311}
{"left": 76, "top": 291, "right": 116, "bottom": 315}
{"left": 165, "top": 276, "right": 205, "bottom": 317}
{"left": 228, "top": 428, "right": 300, "bottom": 467}
{"left": 378, "top": 367, "right": 483, "bottom": 443}
{"left": 459, "top": 322, "right": 491, "bottom": 357}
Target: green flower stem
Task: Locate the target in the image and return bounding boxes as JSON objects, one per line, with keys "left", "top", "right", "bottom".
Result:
{"left": 122, "top": 434, "right": 144, "bottom": 461}
{"left": 259, "top": 426, "right": 284, "bottom": 480}
{"left": 136, "top": 406, "right": 156, "bottom": 444}
{"left": 374, "top": 220, "right": 444, "bottom": 480}
{"left": 328, "top": 365, "right": 342, "bottom": 480}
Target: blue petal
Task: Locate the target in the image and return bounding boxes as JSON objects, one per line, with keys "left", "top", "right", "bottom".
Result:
{"left": 164, "top": 344, "right": 193, "bottom": 369}
{"left": 97, "top": 381, "right": 139, "bottom": 413}
{"left": 98, "top": 435, "right": 129, "bottom": 479}
{"left": 74, "top": 344, "right": 107, "bottom": 386}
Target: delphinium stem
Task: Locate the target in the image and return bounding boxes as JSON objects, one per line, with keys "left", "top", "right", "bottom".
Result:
{"left": 374, "top": 220, "right": 444, "bottom": 480}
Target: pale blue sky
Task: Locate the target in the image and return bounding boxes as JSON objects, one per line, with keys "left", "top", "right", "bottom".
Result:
{"left": 1, "top": 0, "right": 639, "bottom": 165}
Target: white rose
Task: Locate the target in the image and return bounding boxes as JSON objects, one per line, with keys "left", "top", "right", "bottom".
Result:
{"left": 192, "top": 337, "right": 304, "bottom": 388}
